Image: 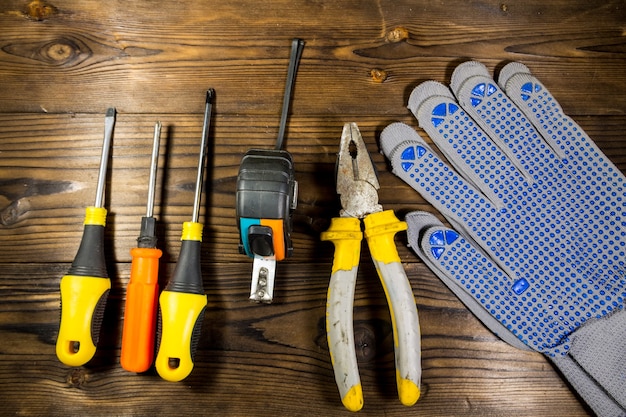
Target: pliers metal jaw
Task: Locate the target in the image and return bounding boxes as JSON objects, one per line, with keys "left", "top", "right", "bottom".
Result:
{"left": 322, "top": 123, "right": 421, "bottom": 411}
{"left": 335, "top": 122, "right": 382, "bottom": 219}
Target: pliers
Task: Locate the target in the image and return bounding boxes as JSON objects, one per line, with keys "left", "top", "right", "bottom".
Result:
{"left": 321, "top": 123, "right": 421, "bottom": 411}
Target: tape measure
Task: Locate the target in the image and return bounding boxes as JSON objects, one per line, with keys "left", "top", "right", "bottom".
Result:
{"left": 235, "top": 39, "right": 304, "bottom": 303}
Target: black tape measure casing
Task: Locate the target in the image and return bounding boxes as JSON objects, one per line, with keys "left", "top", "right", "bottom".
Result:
{"left": 236, "top": 149, "right": 296, "bottom": 261}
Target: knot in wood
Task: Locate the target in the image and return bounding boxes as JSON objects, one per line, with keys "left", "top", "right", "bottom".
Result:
{"left": 66, "top": 368, "right": 87, "bottom": 388}
{"left": 47, "top": 43, "right": 73, "bottom": 62}
{"left": 25, "top": 0, "right": 57, "bottom": 21}
{"left": 370, "top": 68, "right": 388, "bottom": 83}
{"left": 353, "top": 324, "right": 376, "bottom": 362}
{"left": 386, "top": 27, "right": 409, "bottom": 43}
{"left": 0, "top": 199, "right": 29, "bottom": 226}
{"left": 41, "top": 38, "right": 87, "bottom": 66}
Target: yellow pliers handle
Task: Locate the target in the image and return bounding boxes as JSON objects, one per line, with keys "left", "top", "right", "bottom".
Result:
{"left": 322, "top": 211, "right": 421, "bottom": 411}
{"left": 322, "top": 217, "right": 363, "bottom": 411}
{"left": 364, "top": 210, "right": 421, "bottom": 406}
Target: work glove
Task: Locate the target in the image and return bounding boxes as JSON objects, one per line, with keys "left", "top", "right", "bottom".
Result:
{"left": 380, "top": 60, "right": 626, "bottom": 417}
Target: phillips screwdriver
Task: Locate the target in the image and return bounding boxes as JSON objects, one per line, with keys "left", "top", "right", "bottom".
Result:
{"left": 56, "top": 107, "right": 116, "bottom": 367}
{"left": 120, "top": 122, "right": 163, "bottom": 373}
{"left": 155, "top": 89, "right": 214, "bottom": 382}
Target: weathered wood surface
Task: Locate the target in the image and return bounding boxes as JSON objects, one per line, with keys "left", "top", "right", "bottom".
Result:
{"left": 1, "top": 0, "right": 625, "bottom": 415}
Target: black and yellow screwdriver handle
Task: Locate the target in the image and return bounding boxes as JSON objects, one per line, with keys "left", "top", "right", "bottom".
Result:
{"left": 155, "top": 222, "right": 207, "bottom": 382}
{"left": 56, "top": 207, "right": 110, "bottom": 366}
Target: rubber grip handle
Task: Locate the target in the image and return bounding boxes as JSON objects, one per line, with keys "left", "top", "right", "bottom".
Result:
{"left": 120, "top": 247, "right": 162, "bottom": 373}
{"left": 56, "top": 275, "right": 110, "bottom": 366}
{"left": 321, "top": 217, "right": 364, "bottom": 412}
{"left": 364, "top": 210, "right": 421, "bottom": 406}
{"left": 155, "top": 290, "right": 207, "bottom": 382}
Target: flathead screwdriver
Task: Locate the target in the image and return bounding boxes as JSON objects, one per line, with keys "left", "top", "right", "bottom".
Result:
{"left": 121, "top": 121, "right": 163, "bottom": 373}
{"left": 56, "top": 108, "right": 115, "bottom": 367}
{"left": 155, "top": 90, "right": 213, "bottom": 382}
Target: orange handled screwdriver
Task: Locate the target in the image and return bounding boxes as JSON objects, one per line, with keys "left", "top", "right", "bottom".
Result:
{"left": 155, "top": 89, "right": 213, "bottom": 381}
{"left": 56, "top": 108, "right": 116, "bottom": 367}
{"left": 121, "top": 121, "right": 163, "bottom": 372}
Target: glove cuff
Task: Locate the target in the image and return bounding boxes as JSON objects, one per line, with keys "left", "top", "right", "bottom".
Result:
{"left": 551, "top": 308, "right": 626, "bottom": 417}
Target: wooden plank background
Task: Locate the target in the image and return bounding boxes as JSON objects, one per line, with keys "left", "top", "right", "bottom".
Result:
{"left": 1, "top": 0, "right": 625, "bottom": 415}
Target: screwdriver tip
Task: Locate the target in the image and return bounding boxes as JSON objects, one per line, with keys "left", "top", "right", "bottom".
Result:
{"left": 205, "top": 89, "right": 215, "bottom": 104}
{"left": 106, "top": 107, "right": 116, "bottom": 118}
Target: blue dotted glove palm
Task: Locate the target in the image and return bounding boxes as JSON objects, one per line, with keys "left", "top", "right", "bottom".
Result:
{"left": 381, "top": 61, "right": 626, "bottom": 417}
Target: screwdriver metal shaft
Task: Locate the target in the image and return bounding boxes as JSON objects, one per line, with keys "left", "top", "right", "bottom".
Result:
{"left": 94, "top": 108, "right": 116, "bottom": 208}
{"left": 146, "top": 121, "right": 161, "bottom": 218}
{"left": 192, "top": 90, "right": 214, "bottom": 223}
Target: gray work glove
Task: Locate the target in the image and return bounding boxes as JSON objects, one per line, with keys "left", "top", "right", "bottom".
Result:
{"left": 380, "top": 60, "right": 626, "bottom": 417}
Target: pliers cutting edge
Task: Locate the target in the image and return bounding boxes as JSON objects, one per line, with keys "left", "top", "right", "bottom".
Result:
{"left": 321, "top": 123, "right": 421, "bottom": 411}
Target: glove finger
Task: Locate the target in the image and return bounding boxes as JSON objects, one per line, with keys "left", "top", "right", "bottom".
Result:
{"left": 499, "top": 61, "right": 622, "bottom": 178}
{"left": 382, "top": 109, "right": 588, "bottom": 304}
{"left": 407, "top": 80, "right": 527, "bottom": 210}
{"left": 381, "top": 121, "right": 546, "bottom": 284}
{"left": 401, "top": 78, "right": 590, "bottom": 290}
{"left": 442, "top": 61, "right": 626, "bottom": 305}
{"left": 499, "top": 62, "right": 626, "bottom": 263}
{"left": 451, "top": 61, "right": 626, "bottom": 265}
{"left": 449, "top": 61, "right": 564, "bottom": 181}
{"left": 404, "top": 210, "right": 532, "bottom": 352}
{"left": 380, "top": 121, "right": 494, "bottom": 231}
{"left": 380, "top": 122, "right": 526, "bottom": 277}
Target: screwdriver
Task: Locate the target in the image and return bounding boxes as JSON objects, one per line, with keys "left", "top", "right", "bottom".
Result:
{"left": 155, "top": 89, "right": 213, "bottom": 382}
{"left": 56, "top": 108, "right": 116, "bottom": 367}
{"left": 120, "top": 121, "right": 163, "bottom": 373}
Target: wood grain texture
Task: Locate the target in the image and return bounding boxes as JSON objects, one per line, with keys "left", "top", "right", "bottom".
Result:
{"left": 1, "top": 0, "right": 625, "bottom": 415}
{"left": 0, "top": 0, "right": 625, "bottom": 115}
{"left": 0, "top": 263, "right": 587, "bottom": 416}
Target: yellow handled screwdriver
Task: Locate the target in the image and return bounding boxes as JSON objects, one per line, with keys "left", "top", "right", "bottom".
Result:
{"left": 155, "top": 90, "right": 213, "bottom": 382}
{"left": 120, "top": 121, "right": 163, "bottom": 373}
{"left": 56, "top": 108, "right": 116, "bottom": 367}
